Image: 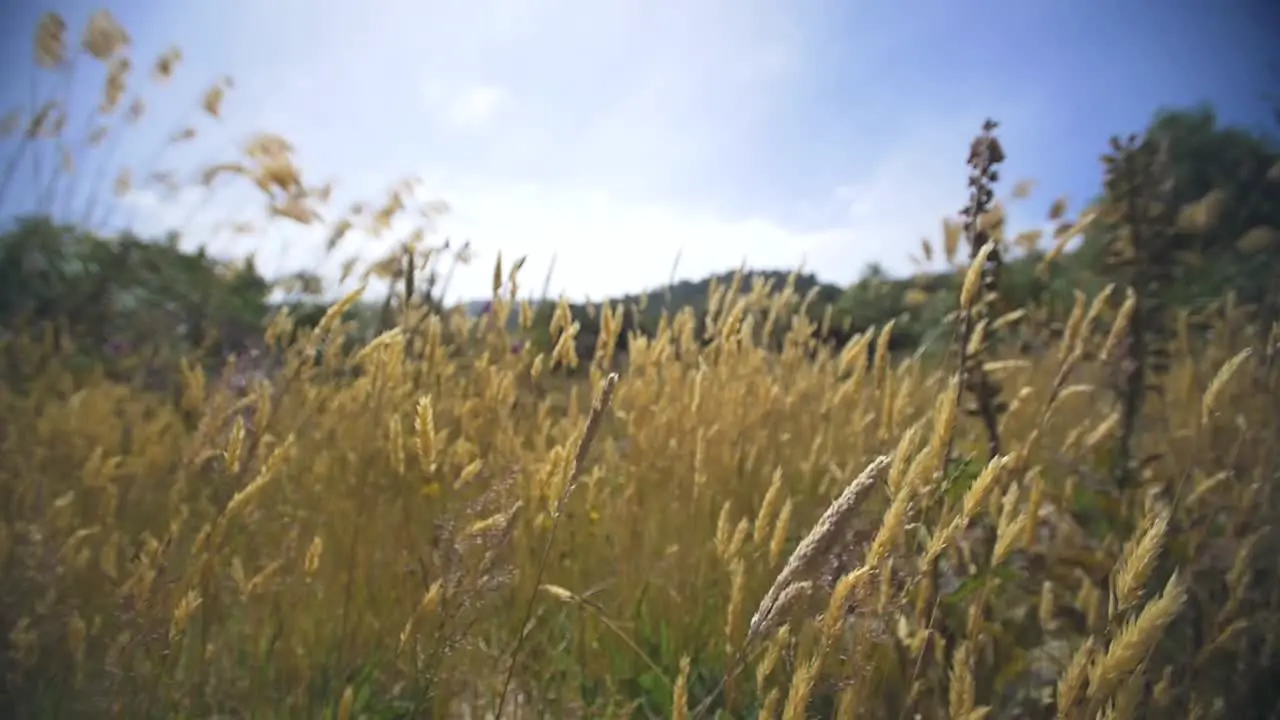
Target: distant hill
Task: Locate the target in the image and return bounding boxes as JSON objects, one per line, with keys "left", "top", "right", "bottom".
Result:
{"left": 457, "top": 299, "right": 493, "bottom": 317}
{"left": 455, "top": 268, "right": 844, "bottom": 316}
{"left": 616, "top": 268, "right": 845, "bottom": 312}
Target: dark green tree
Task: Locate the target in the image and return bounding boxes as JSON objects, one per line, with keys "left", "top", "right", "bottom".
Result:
{"left": 1086, "top": 105, "right": 1280, "bottom": 312}
{"left": 0, "top": 215, "right": 272, "bottom": 361}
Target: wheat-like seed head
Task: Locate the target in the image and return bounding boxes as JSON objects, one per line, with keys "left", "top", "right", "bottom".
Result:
{"left": 1111, "top": 506, "right": 1170, "bottom": 613}
{"left": 960, "top": 242, "right": 996, "bottom": 311}
{"left": 34, "top": 13, "right": 68, "bottom": 68}
{"left": 780, "top": 655, "right": 820, "bottom": 720}
{"left": 82, "top": 10, "right": 130, "bottom": 60}
{"left": 747, "top": 455, "right": 890, "bottom": 646}
{"left": 1201, "top": 347, "right": 1251, "bottom": 424}
{"left": 1088, "top": 571, "right": 1187, "bottom": 709}
{"left": 1100, "top": 288, "right": 1138, "bottom": 362}
{"left": 672, "top": 656, "right": 692, "bottom": 720}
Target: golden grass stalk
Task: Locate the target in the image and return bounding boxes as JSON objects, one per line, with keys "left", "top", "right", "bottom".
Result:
{"left": 1087, "top": 571, "right": 1187, "bottom": 712}
{"left": 1201, "top": 347, "right": 1251, "bottom": 424}
{"left": 494, "top": 372, "right": 620, "bottom": 718}
{"left": 1111, "top": 507, "right": 1170, "bottom": 614}
{"left": 780, "top": 655, "right": 820, "bottom": 720}
{"left": 1056, "top": 636, "right": 1096, "bottom": 719}
{"left": 672, "top": 656, "right": 692, "bottom": 720}
{"left": 747, "top": 454, "right": 891, "bottom": 646}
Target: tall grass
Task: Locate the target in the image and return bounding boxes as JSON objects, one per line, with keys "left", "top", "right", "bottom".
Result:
{"left": 3, "top": 9, "right": 1279, "bottom": 720}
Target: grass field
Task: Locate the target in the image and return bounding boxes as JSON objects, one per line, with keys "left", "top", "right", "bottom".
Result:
{"left": 3, "top": 8, "right": 1280, "bottom": 720}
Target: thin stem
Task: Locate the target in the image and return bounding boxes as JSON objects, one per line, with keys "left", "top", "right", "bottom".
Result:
{"left": 494, "top": 372, "right": 619, "bottom": 718}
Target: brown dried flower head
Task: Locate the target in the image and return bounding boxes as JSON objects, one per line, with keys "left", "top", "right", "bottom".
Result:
{"left": 82, "top": 9, "right": 130, "bottom": 61}
{"left": 25, "top": 101, "right": 60, "bottom": 139}
{"left": 245, "top": 132, "right": 295, "bottom": 160}
{"left": 271, "top": 194, "right": 320, "bottom": 225}
{"left": 100, "top": 56, "right": 132, "bottom": 114}
{"left": 153, "top": 46, "right": 183, "bottom": 81}
{"left": 34, "top": 12, "right": 68, "bottom": 68}
{"left": 203, "top": 80, "right": 231, "bottom": 118}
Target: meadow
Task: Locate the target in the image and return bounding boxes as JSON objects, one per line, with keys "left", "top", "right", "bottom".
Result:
{"left": 2, "top": 9, "right": 1280, "bottom": 720}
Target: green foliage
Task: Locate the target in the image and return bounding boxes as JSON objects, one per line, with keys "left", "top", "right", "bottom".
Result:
{"left": 1087, "top": 105, "right": 1280, "bottom": 310}
{"left": 0, "top": 216, "right": 272, "bottom": 363}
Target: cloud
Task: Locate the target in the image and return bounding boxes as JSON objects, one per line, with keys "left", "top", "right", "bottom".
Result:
{"left": 424, "top": 182, "right": 843, "bottom": 301}
{"left": 121, "top": 105, "right": 1013, "bottom": 305}
{"left": 419, "top": 110, "right": 1016, "bottom": 301}
{"left": 427, "top": 83, "right": 510, "bottom": 129}
{"left": 87, "top": 0, "right": 1051, "bottom": 304}
{"left": 121, "top": 178, "right": 832, "bottom": 302}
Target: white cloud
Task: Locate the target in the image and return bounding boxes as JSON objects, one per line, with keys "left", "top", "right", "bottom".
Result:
{"left": 121, "top": 179, "right": 834, "bottom": 302}
{"left": 420, "top": 111, "right": 1015, "bottom": 300}
{"left": 100, "top": 0, "right": 1047, "bottom": 304}
{"left": 121, "top": 110, "right": 999, "bottom": 305}
{"left": 424, "top": 182, "right": 843, "bottom": 301}
{"left": 437, "top": 84, "right": 510, "bottom": 129}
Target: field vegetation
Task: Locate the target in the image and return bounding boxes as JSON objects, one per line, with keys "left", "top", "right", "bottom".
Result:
{"left": 2, "top": 9, "right": 1280, "bottom": 719}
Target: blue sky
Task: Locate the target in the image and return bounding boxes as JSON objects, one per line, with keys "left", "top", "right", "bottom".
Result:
{"left": 1, "top": 0, "right": 1276, "bottom": 302}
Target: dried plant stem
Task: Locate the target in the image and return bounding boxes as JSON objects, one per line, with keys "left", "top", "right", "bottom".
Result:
{"left": 494, "top": 372, "right": 619, "bottom": 718}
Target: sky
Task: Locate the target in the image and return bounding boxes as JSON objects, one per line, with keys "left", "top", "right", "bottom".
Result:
{"left": 1, "top": 0, "right": 1277, "bottom": 303}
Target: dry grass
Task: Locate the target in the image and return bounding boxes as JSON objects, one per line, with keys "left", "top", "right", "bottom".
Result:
{"left": 3, "top": 9, "right": 1280, "bottom": 720}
